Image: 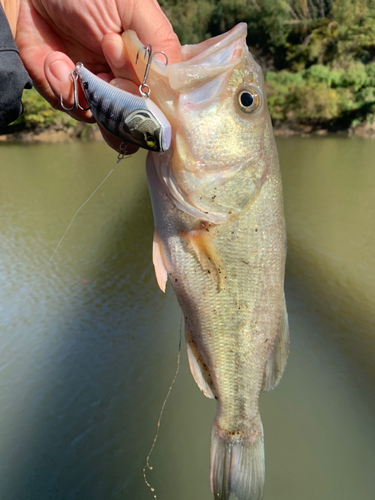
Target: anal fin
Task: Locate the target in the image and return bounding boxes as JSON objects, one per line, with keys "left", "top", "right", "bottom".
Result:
{"left": 186, "top": 325, "right": 215, "bottom": 399}
{"left": 152, "top": 228, "right": 168, "bottom": 292}
{"left": 262, "top": 295, "right": 290, "bottom": 392}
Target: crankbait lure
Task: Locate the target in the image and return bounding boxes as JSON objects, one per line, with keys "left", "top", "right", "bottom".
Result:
{"left": 61, "top": 47, "right": 171, "bottom": 152}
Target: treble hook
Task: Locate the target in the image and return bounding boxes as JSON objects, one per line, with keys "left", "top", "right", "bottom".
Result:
{"left": 135, "top": 45, "right": 168, "bottom": 98}
{"left": 60, "top": 65, "right": 90, "bottom": 112}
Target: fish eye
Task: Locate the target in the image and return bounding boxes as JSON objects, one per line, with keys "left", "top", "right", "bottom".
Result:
{"left": 237, "top": 87, "right": 262, "bottom": 114}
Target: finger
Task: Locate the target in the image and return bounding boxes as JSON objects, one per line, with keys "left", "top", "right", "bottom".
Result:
{"left": 44, "top": 51, "right": 96, "bottom": 123}
{"left": 45, "top": 52, "right": 96, "bottom": 123}
{"left": 122, "top": 0, "right": 181, "bottom": 64}
{"left": 102, "top": 33, "right": 140, "bottom": 84}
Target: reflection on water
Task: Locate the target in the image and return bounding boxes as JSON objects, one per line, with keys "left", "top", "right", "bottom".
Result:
{"left": 0, "top": 138, "right": 374, "bottom": 500}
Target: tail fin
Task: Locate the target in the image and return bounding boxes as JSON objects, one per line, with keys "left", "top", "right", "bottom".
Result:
{"left": 210, "top": 422, "right": 265, "bottom": 500}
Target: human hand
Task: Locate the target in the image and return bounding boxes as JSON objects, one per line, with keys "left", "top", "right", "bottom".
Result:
{"left": 16, "top": 0, "right": 181, "bottom": 150}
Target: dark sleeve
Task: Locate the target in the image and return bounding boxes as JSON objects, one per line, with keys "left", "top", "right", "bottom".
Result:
{"left": 0, "top": 3, "right": 33, "bottom": 128}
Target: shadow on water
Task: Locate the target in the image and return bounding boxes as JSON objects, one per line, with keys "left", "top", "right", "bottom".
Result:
{"left": 286, "top": 243, "right": 375, "bottom": 381}
{"left": 278, "top": 135, "right": 375, "bottom": 382}
{"left": 0, "top": 138, "right": 374, "bottom": 500}
{"left": 263, "top": 136, "right": 375, "bottom": 500}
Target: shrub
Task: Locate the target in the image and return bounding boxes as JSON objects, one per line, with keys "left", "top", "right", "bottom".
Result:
{"left": 265, "top": 64, "right": 375, "bottom": 126}
{"left": 14, "top": 87, "right": 76, "bottom": 130}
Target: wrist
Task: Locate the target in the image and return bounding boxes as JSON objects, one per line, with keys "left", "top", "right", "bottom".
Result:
{"left": 0, "top": 0, "right": 21, "bottom": 37}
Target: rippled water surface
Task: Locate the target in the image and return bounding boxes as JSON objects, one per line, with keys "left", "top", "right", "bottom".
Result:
{"left": 0, "top": 138, "right": 374, "bottom": 500}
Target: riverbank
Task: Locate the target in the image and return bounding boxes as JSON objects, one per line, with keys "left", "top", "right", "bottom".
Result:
{"left": 0, "top": 123, "right": 102, "bottom": 144}
{"left": 273, "top": 121, "right": 375, "bottom": 138}
{"left": 1, "top": 120, "right": 375, "bottom": 144}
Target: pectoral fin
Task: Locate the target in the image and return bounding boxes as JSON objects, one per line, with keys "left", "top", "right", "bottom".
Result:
{"left": 185, "top": 230, "right": 226, "bottom": 290}
{"left": 186, "top": 325, "right": 216, "bottom": 399}
{"left": 152, "top": 228, "right": 168, "bottom": 292}
{"left": 262, "top": 296, "right": 290, "bottom": 392}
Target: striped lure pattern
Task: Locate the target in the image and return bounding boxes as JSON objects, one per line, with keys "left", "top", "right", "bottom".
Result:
{"left": 75, "top": 63, "right": 171, "bottom": 152}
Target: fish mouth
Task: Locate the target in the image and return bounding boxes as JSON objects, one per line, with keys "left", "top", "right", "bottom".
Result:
{"left": 122, "top": 23, "right": 251, "bottom": 92}
{"left": 180, "top": 23, "right": 248, "bottom": 63}
{"left": 168, "top": 24, "right": 249, "bottom": 92}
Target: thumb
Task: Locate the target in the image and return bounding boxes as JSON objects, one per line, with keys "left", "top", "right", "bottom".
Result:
{"left": 125, "top": 0, "right": 181, "bottom": 64}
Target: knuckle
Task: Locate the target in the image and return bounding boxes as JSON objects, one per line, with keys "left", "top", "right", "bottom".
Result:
{"left": 152, "top": 28, "right": 181, "bottom": 63}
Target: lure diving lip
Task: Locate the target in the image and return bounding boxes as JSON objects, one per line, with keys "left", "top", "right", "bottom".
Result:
{"left": 74, "top": 63, "right": 171, "bottom": 152}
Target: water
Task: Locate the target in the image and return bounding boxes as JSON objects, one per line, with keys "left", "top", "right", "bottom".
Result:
{"left": 0, "top": 137, "right": 374, "bottom": 500}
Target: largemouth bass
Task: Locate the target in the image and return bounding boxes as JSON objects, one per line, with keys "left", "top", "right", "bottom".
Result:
{"left": 123, "top": 23, "right": 289, "bottom": 500}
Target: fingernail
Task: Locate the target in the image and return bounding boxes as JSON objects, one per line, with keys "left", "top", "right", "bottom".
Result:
{"left": 49, "top": 60, "right": 71, "bottom": 83}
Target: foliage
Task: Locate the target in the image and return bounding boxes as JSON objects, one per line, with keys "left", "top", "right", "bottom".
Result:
{"left": 12, "top": 87, "right": 76, "bottom": 130}
{"left": 5, "top": 0, "right": 375, "bottom": 134}
{"left": 265, "top": 62, "right": 375, "bottom": 126}
{"left": 160, "top": 0, "right": 375, "bottom": 129}
{"left": 159, "top": 0, "right": 217, "bottom": 44}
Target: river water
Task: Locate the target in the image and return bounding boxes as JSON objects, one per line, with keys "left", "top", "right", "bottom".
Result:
{"left": 0, "top": 137, "right": 374, "bottom": 500}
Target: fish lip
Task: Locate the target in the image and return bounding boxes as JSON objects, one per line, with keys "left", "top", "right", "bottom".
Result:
{"left": 181, "top": 23, "right": 248, "bottom": 64}
{"left": 122, "top": 23, "right": 251, "bottom": 88}
{"left": 169, "top": 24, "right": 250, "bottom": 92}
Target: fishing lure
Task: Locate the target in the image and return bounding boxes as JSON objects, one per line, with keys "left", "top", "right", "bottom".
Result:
{"left": 61, "top": 48, "right": 171, "bottom": 152}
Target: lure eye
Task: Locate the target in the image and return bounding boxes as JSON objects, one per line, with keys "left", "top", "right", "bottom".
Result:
{"left": 237, "top": 88, "right": 262, "bottom": 114}
{"left": 146, "top": 136, "right": 156, "bottom": 148}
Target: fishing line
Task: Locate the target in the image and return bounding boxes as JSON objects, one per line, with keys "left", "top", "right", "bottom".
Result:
{"left": 143, "top": 315, "right": 183, "bottom": 499}
{"left": 0, "top": 142, "right": 130, "bottom": 334}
